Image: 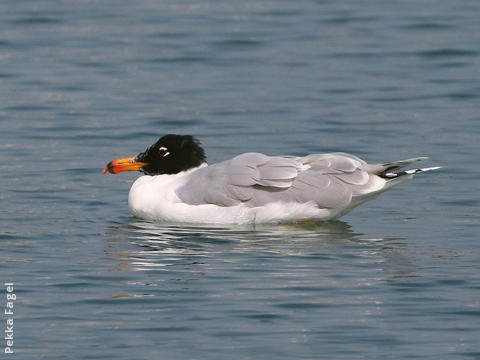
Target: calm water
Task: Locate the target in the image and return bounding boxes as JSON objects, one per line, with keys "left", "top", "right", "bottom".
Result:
{"left": 1, "top": 0, "right": 479, "bottom": 359}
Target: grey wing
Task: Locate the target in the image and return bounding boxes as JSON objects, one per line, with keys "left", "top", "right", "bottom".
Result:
{"left": 287, "top": 153, "right": 373, "bottom": 208}
{"left": 177, "top": 152, "right": 378, "bottom": 209}
{"left": 176, "top": 153, "right": 301, "bottom": 206}
{"left": 246, "top": 153, "right": 373, "bottom": 208}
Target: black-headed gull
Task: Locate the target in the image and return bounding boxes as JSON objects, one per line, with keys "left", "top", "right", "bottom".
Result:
{"left": 104, "top": 134, "right": 440, "bottom": 224}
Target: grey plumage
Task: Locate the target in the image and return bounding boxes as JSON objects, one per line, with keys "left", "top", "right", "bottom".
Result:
{"left": 175, "top": 152, "right": 436, "bottom": 214}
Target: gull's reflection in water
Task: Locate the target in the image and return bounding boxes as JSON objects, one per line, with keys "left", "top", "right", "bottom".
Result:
{"left": 106, "top": 217, "right": 420, "bottom": 283}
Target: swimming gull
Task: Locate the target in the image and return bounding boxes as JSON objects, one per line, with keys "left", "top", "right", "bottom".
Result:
{"left": 104, "top": 134, "right": 440, "bottom": 224}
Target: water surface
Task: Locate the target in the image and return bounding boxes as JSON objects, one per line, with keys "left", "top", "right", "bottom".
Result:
{"left": 1, "top": 0, "right": 479, "bottom": 359}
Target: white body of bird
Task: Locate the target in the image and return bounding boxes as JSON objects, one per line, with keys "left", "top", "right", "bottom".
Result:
{"left": 125, "top": 151, "right": 438, "bottom": 224}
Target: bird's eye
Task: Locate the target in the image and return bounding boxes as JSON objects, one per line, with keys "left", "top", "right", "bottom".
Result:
{"left": 159, "top": 146, "right": 170, "bottom": 157}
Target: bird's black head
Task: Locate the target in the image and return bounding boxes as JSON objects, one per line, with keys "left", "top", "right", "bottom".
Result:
{"left": 136, "top": 134, "right": 206, "bottom": 175}
{"left": 104, "top": 134, "right": 206, "bottom": 175}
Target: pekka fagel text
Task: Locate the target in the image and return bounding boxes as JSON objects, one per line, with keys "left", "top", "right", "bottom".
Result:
{"left": 4, "top": 283, "right": 15, "bottom": 354}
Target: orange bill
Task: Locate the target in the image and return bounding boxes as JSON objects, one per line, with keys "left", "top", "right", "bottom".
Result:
{"left": 104, "top": 157, "right": 148, "bottom": 174}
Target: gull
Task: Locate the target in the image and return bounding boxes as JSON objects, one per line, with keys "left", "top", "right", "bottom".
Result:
{"left": 104, "top": 134, "right": 440, "bottom": 224}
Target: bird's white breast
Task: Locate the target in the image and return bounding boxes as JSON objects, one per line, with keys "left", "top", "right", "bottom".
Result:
{"left": 128, "top": 174, "right": 183, "bottom": 220}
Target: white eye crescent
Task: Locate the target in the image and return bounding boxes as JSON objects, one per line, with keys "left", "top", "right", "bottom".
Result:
{"left": 159, "top": 146, "right": 170, "bottom": 157}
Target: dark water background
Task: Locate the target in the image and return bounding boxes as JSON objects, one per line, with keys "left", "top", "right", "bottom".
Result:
{"left": 1, "top": 1, "right": 479, "bottom": 359}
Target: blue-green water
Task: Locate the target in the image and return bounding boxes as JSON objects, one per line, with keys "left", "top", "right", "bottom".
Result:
{"left": 1, "top": 1, "right": 479, "bottom": 359}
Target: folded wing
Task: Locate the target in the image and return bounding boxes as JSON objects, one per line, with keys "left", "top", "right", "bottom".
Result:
{"left": 176, "top": 152, "right": 383, "bottom": 210}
